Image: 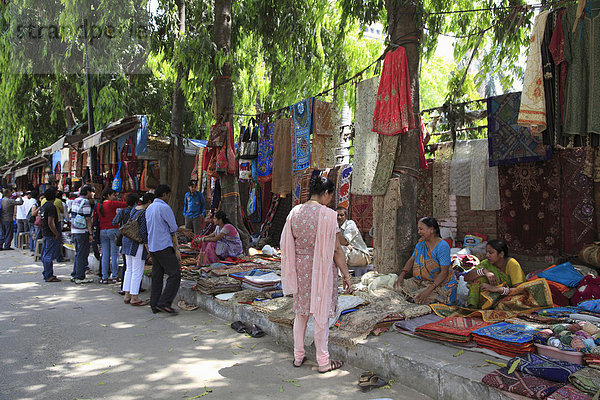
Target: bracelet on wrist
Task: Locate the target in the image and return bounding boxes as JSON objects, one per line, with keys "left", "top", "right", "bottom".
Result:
{"left": 477, "top": 268, "right": 485, "bottom": 277}
{"left": 502, "top": 287, "right": 510, "bottom": 295}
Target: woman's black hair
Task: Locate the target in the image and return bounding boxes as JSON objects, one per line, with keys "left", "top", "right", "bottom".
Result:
{"left": 125, "top": 193, "right": 139, "bottom": 207}
{"left": 419, "top": 217, "right": 441, "bottom": 237}
{"left": 487, "top": 238, "right": 509, "bottom": 258}
{"left": 98, "top": 188, "right": 116, "bottom": 217}
{"left": 309, "top": 176, "right": 335, "bottom": 197}
{"left": 140, "top": 192, "right": 155, "bottom": 205}
{"left": 214, "top": 210, "right": 231, "bottom": 225}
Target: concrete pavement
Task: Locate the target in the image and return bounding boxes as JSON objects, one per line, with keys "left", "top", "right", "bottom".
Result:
{"left": 0, "top": 249, "right": 430, "bottom": 400}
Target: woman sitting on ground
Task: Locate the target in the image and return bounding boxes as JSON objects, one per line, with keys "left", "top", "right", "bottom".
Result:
{"left": 394, "top": 217, "right": 457, "bottom": 305}
{"left": 463, "top": 238, "right": 526, "bottom": 309}
{"left": 199, "top": 210, "right": 243, "bottom": 264}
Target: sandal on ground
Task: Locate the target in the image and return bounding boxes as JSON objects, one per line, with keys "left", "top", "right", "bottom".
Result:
{"left": 130, "top": 300, "right": 148, "bottom": 306}
{"left": 45, "top": 276, "right": 61, "bottom": 282}
{"left": 124, "top": 298, "right": 131, "bottom": 304}
{"left": 293, "top": 356, "right": 307, "bottom": 368}
{"left": 99, "top": 279, "right": 111, "bottom": 284}
{"left": 359, "top": 375, "right": 388, "bottom": 392}
{"left": 155, "top": 305, "right": 178, "bottom": 315}
{"left": 247, "top": 324, "right": 265, "bottom": 338}
{"left": 230, "top": 321, "right": 246, "bottom": 333}
{"left": 318, "top": 360, "right": 343, "bottom": 373}
{"left": 359, "top": 371, "right": 375, "bottom": 383}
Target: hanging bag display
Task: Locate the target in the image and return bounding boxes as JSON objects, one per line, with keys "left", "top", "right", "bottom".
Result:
{"left": 207, "top": 116, "right": 229, "bottom": 148}
{"left": 239, "top": 118, "right": 259, "bottom": 159}
{"left": 111, "top": 162, "right": 122, "bottom": 192}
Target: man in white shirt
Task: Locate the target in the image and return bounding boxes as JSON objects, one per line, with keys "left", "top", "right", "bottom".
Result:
{"left": 14, "top": 191, "right": 36, "bottom": 248}
{"left": 336, "top": 207, "right": 371, "bottom": 267}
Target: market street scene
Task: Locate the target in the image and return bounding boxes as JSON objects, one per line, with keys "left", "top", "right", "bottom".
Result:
{"left": 1, "top": 0, "right": 600, "bottom": 399}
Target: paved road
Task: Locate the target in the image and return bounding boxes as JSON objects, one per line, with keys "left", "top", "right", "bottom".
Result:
{"left": 0, "top": 249, "right": 430, "bottom": 400}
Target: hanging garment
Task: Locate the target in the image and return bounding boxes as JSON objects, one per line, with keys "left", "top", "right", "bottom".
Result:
{"left": 432, "top": 142, "right": 453, "bottom": 219}
{"left": 370, "top": 135, "right": 399, "bottom": 196}
{"left": 549, "top": 9, "right": 567, "bottom": 132}
{"left": 373, "top": 177, "right": 402, "bottom": 274}
{"left": 290, "top": 98, "right": 313, "bottom": 171}
{"left": 351, "top": 77, "right": 380, "bottom": 195}
{"left": 257, "top": 123, "right": 274, "bottom": 183}
{"left": 469, "top": 139, "right": 500, "bottom": 211}
{"left": 372, "top": 46, "right": 415, "bottom": 136}
{"left": 449, "top": 140, "right": 473, "bottom": 197}
{"left": 272, "top": 118, "right": 293, "bottom": 195}
{"left": 335, "top": 164, "right": 352, "bottom": 209}
{"left": 518, "top": 10, "right": 551, "bottom": 137}
{"left": 313, "top": 99, "right": 335, "bottom": 137}
{"left": 488, "top": 92, "right": 552, "bottom": 166}
{"left": 311, "top": 100, "right": 338, "bottom": 169}
{"left": 349, "top": 194, "right": 373, "bottom": 244}
{"left": 541, "top": 10, "right": 561, "bottom": 146}
{"left": 561, "top": 5, "right": 600, "bottom": 139}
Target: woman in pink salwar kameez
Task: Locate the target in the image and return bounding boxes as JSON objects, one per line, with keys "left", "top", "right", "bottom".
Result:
{"left": 281, "top": 177, "right": 351, "bottom": 373}
{"left": 199, "top": 210, "right": 243, "bottom": 263}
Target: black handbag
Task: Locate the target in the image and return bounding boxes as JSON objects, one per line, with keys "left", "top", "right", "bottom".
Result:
{"left": 239, "top": 118, "right": 258, "bottom": 159}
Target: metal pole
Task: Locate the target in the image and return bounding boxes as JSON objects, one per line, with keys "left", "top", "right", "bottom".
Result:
{"left": 82, "top": 10, "right": 97, "bottom": 181}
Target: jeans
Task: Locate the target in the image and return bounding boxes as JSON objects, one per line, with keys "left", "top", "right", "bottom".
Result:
{"left": 30, "top": 225, "right": 41, "bottom": 253}
{"left": 41, "top": 236, "right": 61, "bottom": 281}
{"left": 100, "top": 228, "right": 120, "bottom": 280}
{"left": 72, "top": 233, "right": 90, "bottom": 280}
{"left": 150, "top": 247, "right": 181, "bottom": 309}
{"left": 15, "top": 219, "right": 30, "bottom": 248}
{"left": 1, "top": 220, "right": 14, "bottom": 249}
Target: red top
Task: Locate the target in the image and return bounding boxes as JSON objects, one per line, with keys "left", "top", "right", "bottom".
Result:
{"left": 96, "top": 200, "right": 128, "bottom": 230}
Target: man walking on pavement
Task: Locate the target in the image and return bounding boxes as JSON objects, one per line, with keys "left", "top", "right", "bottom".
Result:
{"left": 40, "top": 188, "right": 62, "bottom": 282}
{"left": 0, "top": 188, "right": 23, "bottom": 250}
{"left": 69, "top": 185, "right": 95, "bottom": 284}
{"left": 146, "top": 184, "right": 181, "bottom": 315}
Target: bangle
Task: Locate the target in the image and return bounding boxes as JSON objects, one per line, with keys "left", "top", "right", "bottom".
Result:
{"left": 477, "top": 268, "right": 485, "bottom": 277}
{"left": 502, "top": 287, "right": 510, "bottom": 296}
{"left": 343, "top": 275, "right": 351, "bottom": 281}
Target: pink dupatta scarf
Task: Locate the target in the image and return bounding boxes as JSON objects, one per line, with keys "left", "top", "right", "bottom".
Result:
{"left": 281, "top": 204, "right": 338, "bottom": 325}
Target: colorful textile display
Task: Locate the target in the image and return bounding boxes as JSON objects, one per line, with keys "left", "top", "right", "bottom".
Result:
{"left": 568, "top": 368, "right": 600, "bottom": 395}
{"left": 558, "top": 148, "right": 595, "bottom": 255}
{"left": 547, "top": 384, "right": 593, "bottom": 400}
{"left": 257, "top": 122, "right": 274, "bottom": 183}
{"left": 517, "top": 10, "right": 551, "bottom": 137}
{"left": 335, "top": 164, "right": 352, "bottom": 209}
{"left": 351, "top": 77, "right": 380, "bottom": 195}
{"left": 370, "top": 135, "right": 399, "bottom": 195}
{"left": 470, "top": 139, "right": 501, "bottom": 211}
{"left": 272, "top": 118, "right": 293, "bottom": 195}
{"left": 432, "top": 142, "right": 453, "bottom": 219}
{"left": 487, "top": 92, "right": 552, "bottom": 166}
{"left": 414, "top": 316, "right": 492, "bottom": 343}
{"left": 472, "top": 322, "right": 540, "bottom": 357}
{"left": 313, "top": 99, "right": 335, "bottom": 137}
{"left": 290, "top": 98, "right": 313, "bottom": 171}
{"left": 371, "top": 46, "right": 415, "bottom": 136}
{"left": 497, "top": 159, "right": 561, "bottom": 256}
{"left": 509, "top": 353, "right": 585, "bottom": 383}
{"left": 373, "top": 178, "right": 402, "bottom": 274}
{"left": 538, "top": 262, "right": 584, "bottom": 288}
{"left": 292, "top": 168, "right": 315, "bottom": 207}
{"left": 349, "top": 194, "right": 373, "bottom": 241}
{"left": 571, "top": 275, "right": 600, "bottom": 306}
{"left": 311, "top": 100, "right": 338, "bottom": 169}
{"left": 482, "top": 368, "right": 564, "bottom": 399}
{"left": 327, "top": 166, "right": 340, "bottom": 209}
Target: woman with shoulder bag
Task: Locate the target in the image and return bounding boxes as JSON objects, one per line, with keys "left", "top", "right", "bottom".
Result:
{"left": 122, "top": 193, "right": 154, "bottom": 306}
{"left": 113, "top": 193, "right": 140, "bottom": 293}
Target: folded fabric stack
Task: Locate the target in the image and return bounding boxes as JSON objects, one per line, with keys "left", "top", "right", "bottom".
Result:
{"left": 583, "top": 353, "right": 600, "bottom": 369}
{"left": 546, "top": 384, "right": 593, "bottom": 400}
{"left": 531, "top": 322, "right": 600, "bottom": 353}
{"left": 372, "top": 313, "right": 404, "bottom": 331}
{"left": 472, "top": 322, "right": 540, "bottom": 357}
{"left": 241, "top": 272, "right": 282, "bottom": 292}
{"left": 192, "top": 276, "right": 241, "bottom": 295}
{"left": 568, "top": 367, "right": 600, "bottom": 395}
{"left": 415, "top": 316, "right": 492, "bottom": 344}
{"left": 508, "top": 353, "right": 585, "bottom": 383}
{"left": 482, "top": 367, "right": 564, "bottom": 399}
{"left": 210, "top": 263, "right": 259, "bottom": 277}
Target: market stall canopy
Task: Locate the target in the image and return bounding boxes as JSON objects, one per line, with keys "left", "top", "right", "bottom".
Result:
{"left": 41, "top": 136, "right": 65, "bottom": 156}
{"left": 82, "top": 115, "right": 147, "bottom": 156}
{"left": 14, "top": 166, "right": 29, "bottom": 178}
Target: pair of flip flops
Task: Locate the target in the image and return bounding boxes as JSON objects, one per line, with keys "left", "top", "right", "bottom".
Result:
{"left": 230, "top": 321, "right": 265, "bottom": 338}
{"left": 358, "top": 371, "right": 388, "bottom": 392}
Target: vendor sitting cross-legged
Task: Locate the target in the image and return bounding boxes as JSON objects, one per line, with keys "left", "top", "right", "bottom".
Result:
{"left": 393, "top": 217, "right": 457, "bottom": 305}
{"left": 463, "top": 238, "right": 526, "bottom": 309}
{"left": 336, "top": 207, "right": 371, "bottom": 268}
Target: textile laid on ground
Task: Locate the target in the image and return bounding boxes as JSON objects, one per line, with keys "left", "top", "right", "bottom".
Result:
{"left": 415, "top": 316, "right": 492, "bottom": 343}
{"left": 509, "top": 353, "right": 585, "bottom": 383}
{"left": 393, "top": 313, "right": 443, "bottom": 333}
{"left": 537, "top": 262, "right": 584, "bottom": 288}
{"left": 469, "top": 139, "right": 501, "bottom": 211}
{"left": 370, "top": 135, "right": 399, "bottom": 196}
{"left": 266, "top": 296, "right": 296, "bottom": 325}
{"left": 432, "top": 142, "right": 453, "bottom": 219}
{"left": 497, "top": 159, "right": 561, "bottom": 256}
{"left": 252, "top": 296, "right": 291, "bottom": 313}
{"left": 373, "top": 178, "right": 402, "bottom": 274}
{"left": 335, "top": 164, "right": 352, "bottom": 209}
{"left": 449, "top": 140, "right": 473, "bottom": 196}
{"left": 231, "top": 289, "right": 266, "bottom": 304}
{"left": 257, "top": 122, "right": 274, "bottom": 183}
{"left": 547, "top": 385, "right": 593, "bottom": 400}
{"left": 487, "top": 92, "right": 552, "bottom": 166}
{"left": 431, "top": 278, "right": 554, "bottom": 323}
{"left": 371, "top": 46, "right": 415, "bottom": 136}
{"left": 272, "top": 118, "right": 293, "bottom": 195}
{"left": 558, "top": 148, "right": 595, "bottom": 255}
{"left": 417, "top": 163, "right": 433, "bottom": 220}
{"left": 352, "top": 77, "right": 380, "bottom": 195}
{"left": 482, "top": 367, "right": 564, "bottom": 399}
{"left": 350, "top": 194, "right": 373, "bottom": 241}
{"left": 192, "top": 276, "right": 241, "bottom": 295}
{"left": 472, "top": 322, "right": 540, "bottom": 357}
{"left": 517, "top": 10, "right": 551, "bottom": 137}
{"left": 311, "top": 100, "right": 338, "bottom": 169}
{"left": 568, "top": 367, "right": 600, "bottom": 395}
{"left": 290, "top": 98, "right": 314, "bottom": 171}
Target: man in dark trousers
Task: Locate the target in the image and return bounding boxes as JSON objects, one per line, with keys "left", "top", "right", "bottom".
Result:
{"left": 145, "top": 184, "right": 181, "bottom": 314}
{"left": 39, "top": 188, "right": 62, "bottom": 282}
{"left": 0, "top": 188, "right": 23, "bottom": 250}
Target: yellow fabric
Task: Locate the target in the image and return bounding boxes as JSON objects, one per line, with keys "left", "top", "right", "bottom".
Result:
{"left": 506, "top": 258, "right": 525, "bottom": 286}
{"left": 41, "top": 198, "right": 64, "bottom": 214}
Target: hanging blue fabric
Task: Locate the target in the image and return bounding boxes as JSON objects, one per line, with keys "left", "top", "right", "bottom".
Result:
{"left": 136, "top": 115, "right": 148, "bottom": 156}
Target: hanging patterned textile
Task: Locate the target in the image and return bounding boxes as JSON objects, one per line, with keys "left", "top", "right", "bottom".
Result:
{"left": 373, "top": 178, "right": 402, "bottom": 274}
{"left": 488, "top": 92, "right": 552, "bottom": 166}
{"left": 517, "top": 10, "right": 551, "bottom": 137}
{"left": 350, "top": 194, "right": 373, "bottom": 242}
{"left": 417, "top": 163, "right": 433, "bottom": 220}
{"left": 469, "top": 139, "right": 501, "bottom": 211}
{"left": 432, "top": 142, "right": 453, "bottom": 219}
{"left": 335, "top": 164, "right": 352, "bottom": 209}
{"left": 370, "top": 135, "right": 399, "bottom": 196}
{"left": 313, "top": 99, "right": 335, "bottom": 137}
{"left": 351, "top": 77, "right": 380, "bottom": 195}
{"left": 257, "top": 123, "right": 274, "bottom": 183}
{"left": 272, "top": 118, "right": 293, "bottom": 195}
{"left": 449, "top": 140, "right": 474, "bottom": 197}
{"left": 290, "top": 98, "right": 313, "bottom": 171}
{"left": 311, "top": 100, "right": 338, "bottom": 169}
{"left": 371, "top": 46, "right": 415, "bottom": 136}
{"left": 292, "top": 168, "right": 315, "bottom": 207}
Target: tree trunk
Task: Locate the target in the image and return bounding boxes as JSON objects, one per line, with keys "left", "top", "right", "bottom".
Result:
{"left": 168, "top": 0, "right": 187, "bottom": 220}
{"left": 386, "top": 0, "right": 422, "bottom": 271}
{"left": 59, "top": 79, "right": 78, "bottom": 130}
{"left": 213, "top": 0, "right": 250, "bottom": 251}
